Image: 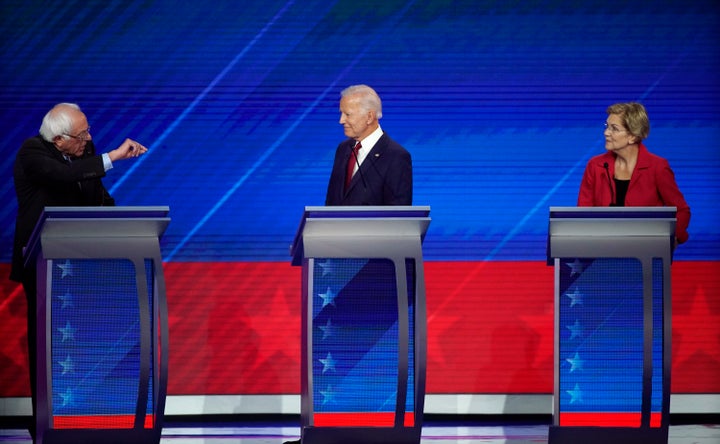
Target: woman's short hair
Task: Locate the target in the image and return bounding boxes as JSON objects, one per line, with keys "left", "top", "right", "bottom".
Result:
{"left": 607, "top": 102, "right": 650, "bottom": 141}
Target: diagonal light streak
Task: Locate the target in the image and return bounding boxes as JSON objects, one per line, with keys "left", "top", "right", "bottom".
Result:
{"left": 427, "top": 142, "right": 601, "bottom": 323}
{"left": 109, "top": 0, "right": 297, "bottom": 194}
{"left": 166, "top": 0, "right": 418, "bottom": 260}
{"left": 481, "top": 45, "right": 696, "bottom": 263}
{"left": 481, "top": 29, "right": 701, "bottom": 265}
{"left": 482, "top": 144, "right": 599, "bottom": 262}
{"left": 73, "top": 318, "right": 141, "bottom": 389}
{"left": 429, "top": 43, "right": 693, "bottom": 321}
{"left": 165, "top": 79, "right": 340, "bottom": 260}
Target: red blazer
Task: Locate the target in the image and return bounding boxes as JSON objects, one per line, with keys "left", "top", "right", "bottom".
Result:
{"left": 577, "top": 143, "right": 691, "bottom": 243}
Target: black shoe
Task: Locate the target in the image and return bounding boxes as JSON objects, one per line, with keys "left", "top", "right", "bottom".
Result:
{"left": 283, "top": 440, "right": 300, "bottom": 444}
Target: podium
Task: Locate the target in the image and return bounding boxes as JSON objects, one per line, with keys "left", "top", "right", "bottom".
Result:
{"left": 547, "top": 207, "right": 675, "bottom": 444}
{"left": 24, "top": 206, "right": 171, "bottom": 444}
{"left": 290, "top": 206, "right": 431, "bottom": 444}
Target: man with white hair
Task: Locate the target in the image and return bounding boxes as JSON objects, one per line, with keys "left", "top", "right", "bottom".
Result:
{"left": 9, "top": 102, "right": 147, "bottom": 441}
{"left": 285, "top": 86, "right": 413, "bottom": 444}
{"left": 325, "top": 84, "right": 413, "bottom": 206}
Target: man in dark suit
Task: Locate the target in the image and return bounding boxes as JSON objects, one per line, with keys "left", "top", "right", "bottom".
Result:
{"left": 9, "top": 102, "right": 147, "bottom": 441}
{"left": 325, "top": 84, "right": 412, "bottom": 206}
{"left": 284, "top": 86, "right": 412, "bottom": 444}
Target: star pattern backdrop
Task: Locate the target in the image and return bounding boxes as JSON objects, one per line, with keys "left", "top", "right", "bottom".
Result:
{"left": 50, "top": 259, "right": 155, "bottom": 426}
{"left": 310, "top": 258, "right": 411, "bottom": 424}
{"left": 1, "top": 0, "right": 719, "bottom": 409}
{"left": 556, "top": 258, "right": 662, "bottom": 427}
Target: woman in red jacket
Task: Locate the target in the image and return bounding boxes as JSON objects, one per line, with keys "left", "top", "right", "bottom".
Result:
{"left": 578, "top": 102, "right": 691, "bottom": 244}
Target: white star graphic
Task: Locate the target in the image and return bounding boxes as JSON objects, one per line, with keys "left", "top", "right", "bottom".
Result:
{"left": 58, "top": 291, "right": 74, "bottom": 309}
{"left": 319, "top": 352, "right": 336, "bottom": 374}
{"left": 318, "top": 287, "right": 336, "bottom": 308}
{"left": 320, "top": 385, "right": 335, "bottom": 405}
{"left": 58, "top": 322, "right": 76, "bottom": 342}
{"left": 318, "top": 319, "right": 335, "bottom": 340}
{"left": 567, "top": 383, "right": 583, "bottom": 404}
{"left": 566, "top": 352, "right": 584, "bottom": 373}
{"left": 59, "top": 355, "right": 74, "bottom": 375}
{"left": 565, "top": 288, "right": 583, "bottom": 307}
{"left": 566, "top": 259, "right": 584, "bottom": 276}
{"left": 59, "top": 388, "right": 74, "bottom": 407}
{"left": 57, "top": 260, "right": 74, "bottom": 278}
{"left": 567, "top": 319, "right": 583, "bottom": 340}
{"left": 317, "top": 260, "right": 334, "bottom": 277}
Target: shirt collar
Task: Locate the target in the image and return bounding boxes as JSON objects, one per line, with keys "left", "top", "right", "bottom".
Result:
{"left": 358, "top": 125, "right": 383, "bottom": 151}
{"left": 355, "top": 125, "right": 383, "bottom": 166}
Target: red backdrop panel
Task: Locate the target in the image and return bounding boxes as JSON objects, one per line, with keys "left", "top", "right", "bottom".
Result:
{"left": 1, "top": 261, "right": 718, "bottom": 397}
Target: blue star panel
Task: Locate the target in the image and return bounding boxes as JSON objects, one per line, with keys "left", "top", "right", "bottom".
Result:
{"left": 311, "top": 258, "right": 415, "bottom": 424}
{"left": 557, "top": 258, "right": 663, "bottom": 426}
{"left": 50, "top": 258, "right": 155, "bottom": 426}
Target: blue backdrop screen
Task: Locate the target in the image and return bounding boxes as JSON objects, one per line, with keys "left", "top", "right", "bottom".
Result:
{"left": 1, "top": 0, "right": 718, "bottom": 265}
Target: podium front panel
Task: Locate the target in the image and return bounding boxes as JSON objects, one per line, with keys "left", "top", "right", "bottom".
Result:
{"left": 555, "top": 257, "right": 664, "bottom": 427}
{"left": 547, "top": 207, "right": 673, "bottom": 444}
{"left": 308, "top": 258, "right": 415, "bottom": 427}
{"left": 47, "top": 258, "right": 155, "bottom": 429}
{"left": 27, "top": 207, "right": 170, "bottom": 444}
{"left": 292, "top": 206, "right": 429, "bottom": 444}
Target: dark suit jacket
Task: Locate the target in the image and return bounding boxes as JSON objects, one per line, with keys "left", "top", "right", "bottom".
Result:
{"left": 11, "top": 136, "right": 115, "bottom": 282}
{"left": 577, "top": 143, "right": 690, "bottom": 243}
{"left": 325, "top": 133, "right": 412, "bottom": 206}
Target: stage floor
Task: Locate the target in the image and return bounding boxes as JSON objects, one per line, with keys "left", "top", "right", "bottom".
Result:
{"left": 1, "top": 423, "right": 719, "bottom": 443}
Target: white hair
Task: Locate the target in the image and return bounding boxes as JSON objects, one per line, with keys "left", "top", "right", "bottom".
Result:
{"left": 341, "top": 84, "right": 382, "bottom": 119}
{"left": 39, "top": 103, "right": 82, "bottom": 142}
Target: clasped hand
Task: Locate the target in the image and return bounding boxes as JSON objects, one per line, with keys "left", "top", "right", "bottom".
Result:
{"left": 108, "top": 138, "right": 148, "bottom": 162}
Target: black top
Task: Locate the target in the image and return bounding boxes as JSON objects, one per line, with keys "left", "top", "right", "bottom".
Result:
{"left": 614, "top": 178, "right": 630, "bottom": 207}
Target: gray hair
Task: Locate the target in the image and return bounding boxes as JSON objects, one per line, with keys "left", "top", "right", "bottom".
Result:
{"left": 39, "top": 103, "right": 82, "bottom": 142}
{"left": 341, "top": 84, "right": 382, "bottom": 119}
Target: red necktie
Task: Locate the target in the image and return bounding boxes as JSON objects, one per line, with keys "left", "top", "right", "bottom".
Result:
{"left": 345, "top": 141, "right": 361, "bottom": 190}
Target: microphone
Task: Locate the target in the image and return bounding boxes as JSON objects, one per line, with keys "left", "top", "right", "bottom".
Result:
{"left": 603, "top": 162, "right": 616, "bottom": 206}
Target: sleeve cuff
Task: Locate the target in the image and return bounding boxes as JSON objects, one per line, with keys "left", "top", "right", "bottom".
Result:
{"left": 102, "top": 153, "right": 113, "bottom": 171}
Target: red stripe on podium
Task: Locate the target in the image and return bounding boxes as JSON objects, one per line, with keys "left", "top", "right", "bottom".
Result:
{"left": 559, "top": 412, "right": 663, "bottom": 427}
{"left": 651, "top": 412, "right": 662, "bottom": 428}
{"left": 313, "top": 412, "right": 415, "bottom": 427}
{"left": 52, "top": 414, "right": 155, "bottom": 429}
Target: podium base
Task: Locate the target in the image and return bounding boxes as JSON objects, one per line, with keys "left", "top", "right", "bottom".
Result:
{"left": 302, "top": 426, "right": 420, "bottom": 444}
{"left": 39, "top": 428, "right": 160, "bottom": 444}
{"left": 549, "top": 425, "right": 668, "bottom": 444}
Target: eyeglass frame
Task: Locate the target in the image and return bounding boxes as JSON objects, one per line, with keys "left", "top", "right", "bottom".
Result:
{"left": 603, "top": 122, "right": 627, "bottom": 134}
{"left": 63, "top": 126, "right": 91, "bottom": 141}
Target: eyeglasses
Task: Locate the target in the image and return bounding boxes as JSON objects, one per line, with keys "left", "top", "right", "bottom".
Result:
{"left": 603, "top": 122, "right": 626, "bottom": 134}
{"left": 64, "top": 127, "right": 91, "bottom": 141}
